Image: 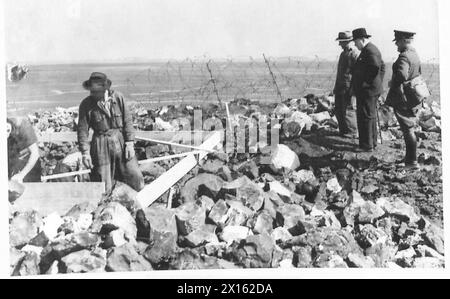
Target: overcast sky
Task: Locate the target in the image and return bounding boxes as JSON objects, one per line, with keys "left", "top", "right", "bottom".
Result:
{"left": 3, "top": 0, "right": 440, "bottom": 64}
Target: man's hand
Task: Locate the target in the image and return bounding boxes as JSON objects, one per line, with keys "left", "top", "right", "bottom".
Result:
{"left": 82, "top": 154, "right": 93, "bottom": 169}
{"left": 10, "top": 173, "right": 25, "bottom": 183}
{"left": 125, "top": 142, "right": 135, "bottom": 161}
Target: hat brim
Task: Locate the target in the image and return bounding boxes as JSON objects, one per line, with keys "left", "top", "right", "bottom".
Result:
{"left": 336, "top": 38, "right": 353, "bottom": 42}
{"left": 352, "top": 35, "right": 371, "bottom": 41}
{"left": 83, "top": 79, "right": 112, "bottom": 90}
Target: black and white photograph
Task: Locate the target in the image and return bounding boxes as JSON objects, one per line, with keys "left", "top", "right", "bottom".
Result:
{"left": 1, "top": 0, "right": 448, "bottom": 279}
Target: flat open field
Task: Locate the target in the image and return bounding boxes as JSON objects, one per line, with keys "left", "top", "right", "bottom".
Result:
{"left": 6, "top": 59, "right": 440, "bottom": 114}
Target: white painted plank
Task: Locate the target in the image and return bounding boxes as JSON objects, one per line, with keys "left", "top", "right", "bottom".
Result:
{"left": 136, "top": 131, "right": 222, "bottom": 208}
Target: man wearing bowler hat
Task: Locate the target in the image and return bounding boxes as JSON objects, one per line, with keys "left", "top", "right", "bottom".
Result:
{"left": 351, "top": 28, "right": 385, "bottom": 152}
{"left": 78, "top": 72, "right": 144, "bottom": 193}
{"left": 385, "top": 30, "right": 422, "bottom": 169}
{"left": 333, "top": 31, "right": 359, "bottom": 138}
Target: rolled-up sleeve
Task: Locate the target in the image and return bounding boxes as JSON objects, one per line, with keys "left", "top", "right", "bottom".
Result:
{"left": 77, "top": 100, "right": 90, "bottom": 154}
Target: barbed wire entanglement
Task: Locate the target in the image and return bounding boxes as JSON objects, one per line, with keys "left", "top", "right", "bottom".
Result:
{"left": 120, "top": 56, "right": 439, "bottom": 108}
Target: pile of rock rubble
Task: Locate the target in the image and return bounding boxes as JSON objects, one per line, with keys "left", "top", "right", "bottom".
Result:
{"left": 10, "top": 95, "right": 444, "bottom": 275}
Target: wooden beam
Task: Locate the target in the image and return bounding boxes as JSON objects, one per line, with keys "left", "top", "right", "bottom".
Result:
{"left": 12, "top": 182, "right": 105, "bottom": 216}
{"left": 138, "top": 151, "right": 203, "bottom": 164}
{"left": 37, "top": 130, "right": 209, "bottom": 143}
{"left": 136, "top": 131, "right": 223, "bottom": 208}
{"left": 41, "top": 169, "right": 91, "bottom": 182}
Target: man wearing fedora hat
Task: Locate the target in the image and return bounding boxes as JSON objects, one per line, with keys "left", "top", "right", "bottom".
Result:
{"left": 385, "top": 30, "right": 422, "bottom": 169}
{"left": 77, "top": 72, "right": 144, "bottom": 193}
{"left": 351, "top": 28, "right": 385, "bottom": 152}
{"left": 333, "top": 31, "right": 359, "bottom": 138}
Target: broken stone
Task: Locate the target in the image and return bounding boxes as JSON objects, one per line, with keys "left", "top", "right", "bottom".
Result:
{"left": 253, "top": 211, "right": 274, "bottom": 235}
{"left": 224, "top": 176, "right": 265, "bottom": 212}
{"left": 208, "top": 199, "right": 229, "bottom": 226}
{"left": 12, "top": 252, "right": 40, "bottom": 276}
{"left": 42, "top": 213, "right": 64, "bottom": 241}
{"left": 314, "top": 253, "right": 348, "bottom": 268}
{"left": 422, "top": 222, "right": 445, "bottom": 255}
{"left": 175, "top": 201, "right": 206, "bottom": 236}
{"left": 184, "top": 224, "right": 219, "bottom": 247}
{"left": 276, "top": 204, "right": 305, "bottom": 234}
{"left": 317, "top": 211, "right": 341, "bottom": 229}
{"left": 292, "top": 246, "right": 313, "bottom": 268}
{"left": 10, "top": 248, "right": 26, "bottom": 275}
{"left": 103, "top": 229, "right": 128, "bottom": 248}
{"left": 292, "top": 169, "right": 317, "bottom": 185}
{"left": 91, "top": 202, "right": 137, "bottom": 242}
{"left": 416, "top": 245, "right": 445, "bottom": 261}
{"left": 21, "top": 244, "right": 44, "bottom": 256}
{"left": 376, "top": 197, "right": 420, "bottom": 223}
{"left": 225, "top": 200, "right": 254, "bottom": 226}
{"left": 220, "top": 226, "right": 253, "bottom": 245}
{"left": 29, "top": 231, "right": 50, "bottom": 248}
{"left": 143, "top": 205, "right": 179, "bottom": 265}
{"left": 269, "top": 181, "right": 292, "bottom": 198}
{"left": 394, "top": 247, "right": 416, "bottom": 267}
{"left": 271, "top": 227, "right": 293, "bottom": 243}
{"left": 109, "top": 182, "right": 139, "bottom": 212}
{"left": 139, "top": 162, "right": 166, "bottom": 178}
{"left": 356, "top": 224, "right": 390, "bottom": 250}
{"left": 346, "top": 253, "right": 376, "bottom": 268}
{"left": 235, "top": 234, "right": 275, "bottom": 268}
{"left": 180, "top": 173, "right": 224, "bottom": 203}
{"left": 198, "top": 196, "right": 215, "bottom": 213}
{"left": 326, "top": 177, "right": 342, "bottom": 193}
{"left": 106, "top": 243, "right": 153, "bottom": 272}
{"left": 10, "top": 210, "right": 42, "bottom": 248}
{"left": 263, "top": 196, "right": 279, "bottom": 219}
{"left": 9, "top": 179, "right": 25, "bottom": 203}
{"left": 270, "top": 144, "right": 300, "bottom": 171}
{"left": 61, "top": 248, "right": 107, "bottom": 273}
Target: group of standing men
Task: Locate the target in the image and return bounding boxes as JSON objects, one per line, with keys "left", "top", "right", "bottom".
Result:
{"left": 333, "top": 28, "right": 423, "bottom": 169}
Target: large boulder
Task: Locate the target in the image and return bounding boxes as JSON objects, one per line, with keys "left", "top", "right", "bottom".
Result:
{"left": 10, "top": 210, "right": 42, "bottom": 248}
{"left": 230, "top": 234, "right": 276, "bottom": 268}
{"left": 223, "top": 176, "right": 265, "bottom": 212}
{"left": 106, "top": 243, "right": 153, "bottom": 272}
{"left": 180, "top": 173, "right": 224, "bottom": 202}
{"left": 109, "top": 182, "right": 139, "bottom": 212}
{"left": 376, "top": 197, "right": 420, "bottom": 223}
{"left": 276, "top": 204, "right": 305, "bottom": 235}
{"left": 270, "top": 144, "right": 300, "bottom": 171}
{"left": 143, "top": 205, "right": 179, "bottom": 265}
{"left": 253, "top": 211, "right": 274, "bottom": 235}
{"left": 61, "top": 248, "right": 107, "bottom": 273}
{"left": 91, "top": 202, "right": 137, "bottom": 243}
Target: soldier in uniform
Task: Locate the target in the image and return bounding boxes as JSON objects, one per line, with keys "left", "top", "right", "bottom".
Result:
{"left": 78, "top": 72, "right": 144, "bottom": 193}
{"left": 351, "top": 28, "right": 385, "bottom": 152}
{"left": 333, "top": 31, "right": 359, "bottom": 138}
{"left": 386, "top": 30, "right": 422, "bottom": 169}
{"left": 7, "top": 117, "right": 42, "bottom": 183}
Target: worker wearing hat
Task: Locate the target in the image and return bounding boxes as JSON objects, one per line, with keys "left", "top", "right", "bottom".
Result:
{"left": 333, "top": 31, "right": 359, "bottom": 138}
{"left": 385, "top": 30, "right": 422, "bottom": 169}
{"left": 77, "top": 72, "right": 144, "bottom": 192}
{"left": 351, "top": 28, "right": 386, "bottom": 152}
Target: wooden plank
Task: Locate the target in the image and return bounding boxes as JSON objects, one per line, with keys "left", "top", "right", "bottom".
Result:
{"left": 138, "top": 151, "right": 203, "bottom": 164}
{"left": 136, "top": 131, "right": 223, "bottom": 208}
{"left": 12, "top": 182, "right": 105, "bottom": 216}
{"left": 41, "top": 169, "right": 91, "bottom": 181}
{"left": 37, "top": 130, "right": 208, "bottom": 143}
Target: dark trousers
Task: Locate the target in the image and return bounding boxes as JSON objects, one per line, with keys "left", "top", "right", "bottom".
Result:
{"left": 356, "top": 94, "right": 379, "bottom": 149}
{"left": 394, "top": 105, "right": 419, "bottom": 164}
{"left": 335, "top": 91, "right": 357, "bottom": 135}
{"left": 91, "top": 129, "right": 144, "bottom": 193}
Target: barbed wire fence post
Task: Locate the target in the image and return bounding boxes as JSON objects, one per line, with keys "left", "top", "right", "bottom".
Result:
{"left": 206, "top": 60, "right": 223, "bottom": 108}
{"left": 263, "top": 54, "right": 283, "bottom": 102}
